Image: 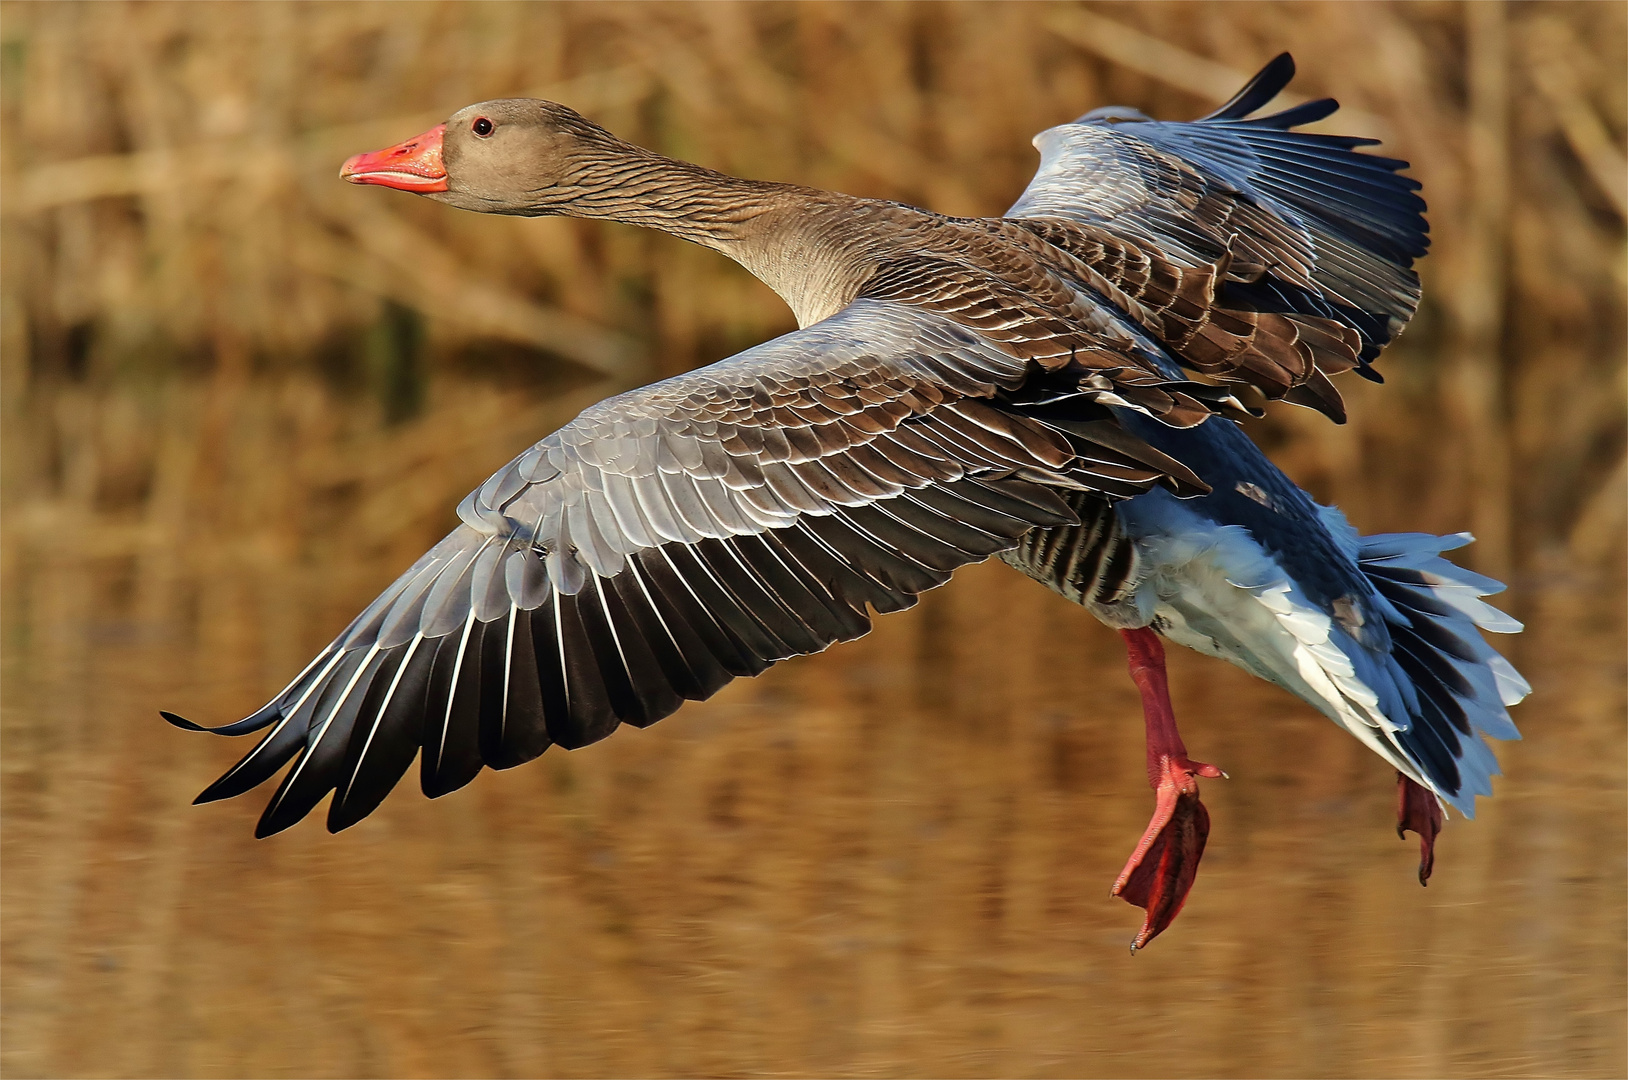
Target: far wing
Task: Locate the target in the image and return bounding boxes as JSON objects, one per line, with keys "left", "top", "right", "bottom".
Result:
{"left": 1007, "top": 53, "right": 1428, "bottom": 371}
{"left": 166, "top": 299, "right": 1197, "bottom": 837}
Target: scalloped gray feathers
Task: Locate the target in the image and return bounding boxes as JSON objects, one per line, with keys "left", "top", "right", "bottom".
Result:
{"left": 169, "top": 300, "right": 1199, "bottom": 837}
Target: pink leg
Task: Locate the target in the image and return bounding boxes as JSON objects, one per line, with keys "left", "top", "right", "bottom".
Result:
{"left": 1396, "top": 772, "right": 1442, "bottom": 886}
{"left": 1112, "top": 627, "right": 1224, "bottom": 952}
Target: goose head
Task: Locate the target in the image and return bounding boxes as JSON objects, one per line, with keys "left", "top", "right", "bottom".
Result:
{"left": 341, "top": 99, "right": 640, "bottom": 217}
{"left": 342, "top": 98, "right": 838, "bottom": 323}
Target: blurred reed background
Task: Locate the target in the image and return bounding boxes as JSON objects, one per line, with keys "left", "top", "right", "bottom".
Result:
{"left": 2, "top": 3, "right": 1623, "bottom": 1078}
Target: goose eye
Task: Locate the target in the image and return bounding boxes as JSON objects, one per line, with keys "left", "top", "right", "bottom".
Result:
{"left": 471, "top": 117, "right": 494, "bottom": 138}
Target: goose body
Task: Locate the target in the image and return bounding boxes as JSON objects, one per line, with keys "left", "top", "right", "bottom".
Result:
{"left": 1097, "top": 415, "right": 1524, "bottom": 810}
{"left": 167, "top": 55, "right": 1527, "bottom": 949}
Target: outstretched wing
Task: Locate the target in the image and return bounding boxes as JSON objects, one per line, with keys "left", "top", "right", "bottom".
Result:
{"left": 165, "top": 299, "right": 1203, "bottom": 837}
{"left": 1007, "top": 52, "right": 1429, "bottom": 377}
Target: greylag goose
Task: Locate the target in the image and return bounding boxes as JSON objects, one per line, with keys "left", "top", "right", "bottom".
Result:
{"left": 165, "top": 54, "right": 1528, "bottom": 950}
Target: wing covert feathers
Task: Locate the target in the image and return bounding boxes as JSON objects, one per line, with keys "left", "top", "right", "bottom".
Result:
{"left": 168, "top": 301, "right": 1190, "bottom": 835}
{"left": 1004, "top": 217, "right": 1362, "bottom": 420}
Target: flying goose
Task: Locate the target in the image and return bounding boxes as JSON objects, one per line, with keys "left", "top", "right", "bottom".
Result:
{"left": 165, "top": 54, "right": 1527, "bottom": 951}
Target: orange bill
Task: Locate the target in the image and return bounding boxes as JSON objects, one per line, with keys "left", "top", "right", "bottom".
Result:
{"left": 340, "top": 124, "right": 448, "bottom": 192}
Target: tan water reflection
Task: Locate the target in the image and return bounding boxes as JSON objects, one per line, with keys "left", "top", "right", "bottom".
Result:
{"left": 3, "top": 485, "right": 1623, "bottom": 1078}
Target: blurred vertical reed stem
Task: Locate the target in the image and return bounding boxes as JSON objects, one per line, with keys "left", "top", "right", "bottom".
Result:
{"left": 1450, "top": 0, "right": 1514, "bottom": 581}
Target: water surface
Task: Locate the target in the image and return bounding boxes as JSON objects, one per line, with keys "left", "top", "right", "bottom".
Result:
{"left": 2, "top": 431, "right": 1623, "bottom": 1078}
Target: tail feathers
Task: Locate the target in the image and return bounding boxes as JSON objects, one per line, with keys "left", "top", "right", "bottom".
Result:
{"left": 1354, "top": 530, "right": 1528, "bottom": 815}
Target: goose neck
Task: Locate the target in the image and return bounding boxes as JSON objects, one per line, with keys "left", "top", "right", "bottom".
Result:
{"left": 555, "top": 149, "right": 787, "bottom": 247}
{"left": 559, "top": 150, "right": 869, "bottom": 327}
